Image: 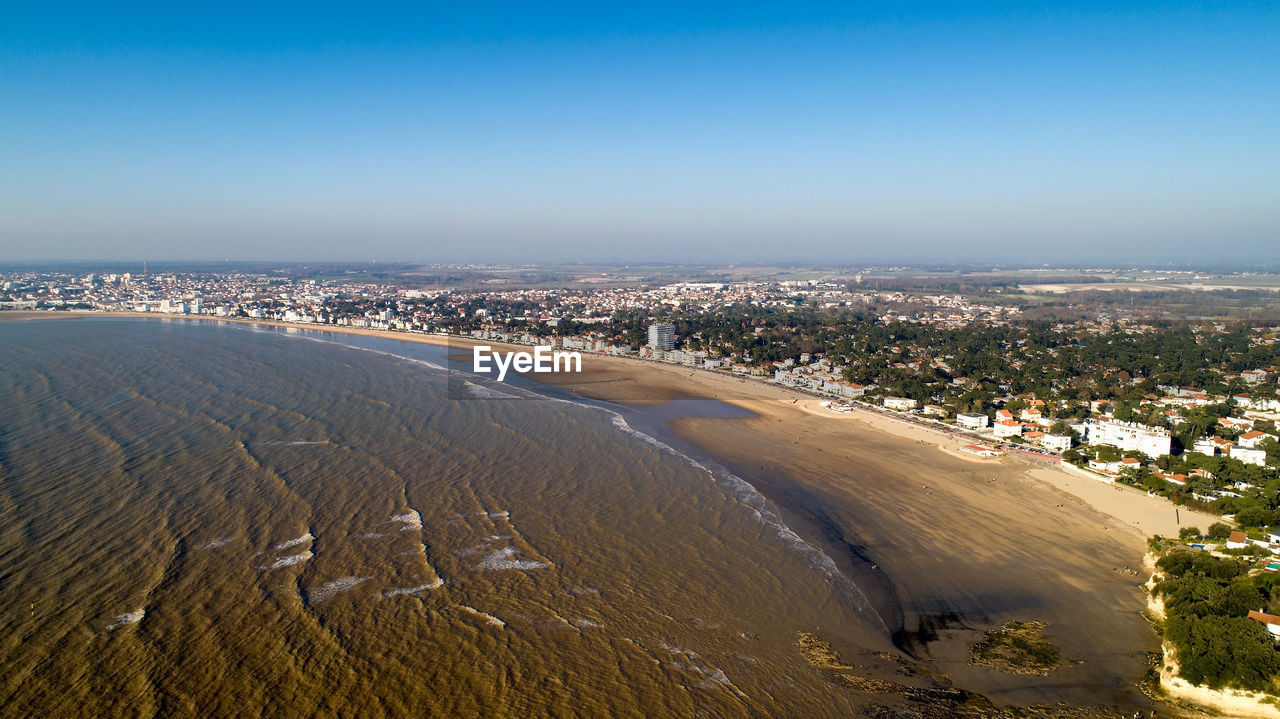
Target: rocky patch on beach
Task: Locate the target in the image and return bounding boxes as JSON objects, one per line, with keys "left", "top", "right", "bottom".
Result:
{"left": 798, "top": 631, "right": 1140, "bottom": 718}
{"left": 969, "top": 620, "right": 1062, "bottom": 676}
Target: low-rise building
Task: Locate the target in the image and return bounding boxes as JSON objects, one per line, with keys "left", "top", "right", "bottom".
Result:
{"left": 1088, "top": 459, "right": 1120, "bottom": 474}
{"left": 1192, "top": 437, "right": 1217, "bottom": 456}
{"left": 1239, "top": 430, "right": 1277, "bottom": 449}
{"left": 921, "top": 404, "right": 946, "bottom": 417}
{"left": 1248, "top": 611, "right": 1280, "bottom": 637}
{"left": 1231, "top": 446, "right": 1267, "bottom": 467}
{"left": 960, "top": 444, "right": 1003, "bottom": 457}
{"left": 956, "top": 413, "right": 989, "bottom": 430}
{"left": 1040, "top": 434, "right": 1073, "bottom": 453}
{"left": 883, "top": 397, "right": 919, "bottom": 411}
{"left": 993, "top": 420, "right": 1023, "bottom": 438}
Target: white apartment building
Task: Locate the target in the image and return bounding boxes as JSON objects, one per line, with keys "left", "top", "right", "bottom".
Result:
{"left": 956, "top": 413, "right": 989, "bottom": 430}
{"left": 1085, "top": 419, "right": 1172, "bottom": 457}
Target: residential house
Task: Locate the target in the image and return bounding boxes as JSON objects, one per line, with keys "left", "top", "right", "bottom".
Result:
{"left": 1220, "top": 416, "right": 1255, "bottom": 433}
{"left": 1248, "top": 611, "right": 1280, "bottom": 637}
{"left": 1242, "top": 369, "right": 1269, "bottom": 385}
{"left": 1088, "top": 459, "right": 1120, "bottom": 474}
{"left": 1192, "top": 437, "right": 1218, "bottom": 456}
{"left": 993, "top": 420, "right": 1023, "bottom": 438}
{"left": 1040, "top": 434, "right": 1073, "bottom": 453}
{"left": 1239, "top": 430, "right": 1277, "bottom": 449}
{"left": 883, "top": 397, "right": 920, "bottom": 411}
{"left": 1232, "top": 446, "right": 1267, "bottom": 467}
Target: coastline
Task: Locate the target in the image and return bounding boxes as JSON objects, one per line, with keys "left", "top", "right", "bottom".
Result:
{"left": 6, "top": 310, "right": 1226, "bottom": 713}
{"left": 0, "top": 310, "right": 1226, "bottom": 540}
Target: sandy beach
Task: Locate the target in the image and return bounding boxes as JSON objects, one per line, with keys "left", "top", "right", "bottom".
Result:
{"left": 6, "top": 311, "right": 1224, "bottom": 713}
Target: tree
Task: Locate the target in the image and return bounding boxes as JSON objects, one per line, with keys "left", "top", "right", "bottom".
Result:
{"left": 1235, "top": 506, "right": 1276, "bottom": 529}
{"left": 1178, "top": 526, "right": 1201, "bottom": 541}
{"left": 1114, "top": 403, "right": 1135, "bottom": 422}
{"left": 1208, "top": 522, "right": 1233, "bottom": 540}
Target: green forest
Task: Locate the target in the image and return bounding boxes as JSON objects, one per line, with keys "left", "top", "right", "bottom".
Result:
{"left": 1151, "top": 548, "right": 1280, "bottom": 692}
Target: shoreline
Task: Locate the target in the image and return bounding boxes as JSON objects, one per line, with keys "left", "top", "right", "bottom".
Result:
{"left": 0, "top": 309, "right": 1222, "bottom": 540}
{"left": 7, "top": 309, "right": 1225, "bottom": 713}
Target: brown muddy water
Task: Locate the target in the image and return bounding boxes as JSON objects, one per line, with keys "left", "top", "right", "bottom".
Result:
{"left": 1, "top": 318, "right": 901, "bottom": 717}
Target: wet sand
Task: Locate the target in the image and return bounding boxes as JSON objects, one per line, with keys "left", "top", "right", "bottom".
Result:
{"left": 517, "top": 353, "right": 1215, "bottom": 712}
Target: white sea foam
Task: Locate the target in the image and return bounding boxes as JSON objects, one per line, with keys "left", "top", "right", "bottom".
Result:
{"left": 388, "top": 509, "right": 422, "bottom": 530}
{"left": 273, "top": 531, "right": 314, "bottom": 551}
{"left": 459, "top": 605, "right": 505, "bottom": 628}
{"left": 569, "top": 617, "right": 601, "bottom": 629}
{"left": 264, "top": 440, "right": 327, "bottom": 446}
{"left": 306, "top": 576, "right": 369, "bottom": 604}
{"left": 291, "top": 335, "right": 451, "bottom": 373}
{"left": 459, "top": 376, "right": 542, "bottom": 400}
{"left": 462, "top": 381, "right": 507, "bottom": 399}
{"left": 382, "top": 579, "right": 444, "bottom": 597}
{"left": 595, "top": 407, "right": 883, "bottom": 627}
{"left": 107, "top": 609, "right": 145, "bottom": 630}
{"left": 199, "top": 536, "right": 233, "bottom": 549}
{"left": 262, "top": 550, "right": 312, "bottom": 569}
{"left": 477, "top": 546, "right": 549, "bottom": 571}
{"left": 659, "top": 643, "right": 748, "bottom": 699}
{"left": 357, "top": 532, "right": 385, "bottom": 539}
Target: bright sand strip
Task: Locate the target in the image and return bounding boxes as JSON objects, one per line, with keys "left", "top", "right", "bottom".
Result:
{"left": 502, "top": 348, "right": 1221, "bottom": 710}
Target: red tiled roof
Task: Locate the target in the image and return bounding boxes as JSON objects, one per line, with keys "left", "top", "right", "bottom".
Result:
{"left": 1248, "top": 610, "right": 1280, "bottom": 625}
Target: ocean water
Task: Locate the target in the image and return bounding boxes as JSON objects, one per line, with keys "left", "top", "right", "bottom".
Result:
{"left": 0, "top": 319, "right": 883, "bottom": 717}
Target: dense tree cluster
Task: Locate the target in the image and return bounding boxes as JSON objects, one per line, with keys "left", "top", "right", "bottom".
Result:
{"left": 1153, "top": 550, "right": 1280, "bottom": 692}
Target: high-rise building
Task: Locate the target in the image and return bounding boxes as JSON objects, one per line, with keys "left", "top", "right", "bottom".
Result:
{"left": 648, "top": 323, "right": 675, "bottom": 351}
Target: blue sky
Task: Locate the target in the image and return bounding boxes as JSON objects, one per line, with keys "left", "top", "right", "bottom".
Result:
{"left": 1, "top": 2, "right": 1276, "bottom": 263}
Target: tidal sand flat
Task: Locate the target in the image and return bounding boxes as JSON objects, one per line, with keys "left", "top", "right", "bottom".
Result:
{"left": 1, "top": 318, "right": 910, "bottom": 718}
{"left": 527, "top": 351, "right": 1185, "bottom": 715}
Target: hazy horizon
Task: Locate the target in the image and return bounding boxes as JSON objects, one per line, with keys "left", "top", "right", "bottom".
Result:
{"left": 3, "top": 3, "right": 1277, "bottom": 263}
